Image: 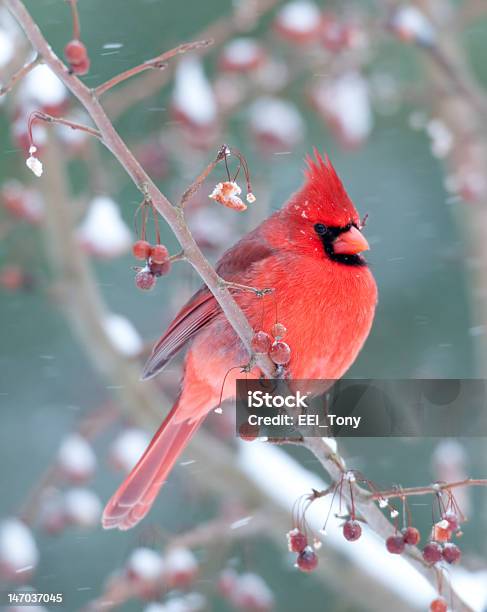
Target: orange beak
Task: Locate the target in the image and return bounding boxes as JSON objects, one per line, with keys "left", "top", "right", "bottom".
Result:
{"left": 333, "top": 225, "right": 370, "bottom": 255}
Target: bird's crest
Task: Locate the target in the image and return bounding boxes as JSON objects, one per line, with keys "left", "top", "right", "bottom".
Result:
{"left": 298, "top": 149, "right": 360, "bottom": 226}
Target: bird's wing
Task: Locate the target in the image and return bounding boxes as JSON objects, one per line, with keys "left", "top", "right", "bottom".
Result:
{"left": 141, "top": 229, "right": 274, "bottom": 380}
{"left": 141, "top": 289, "right": 219, "bottom": 379}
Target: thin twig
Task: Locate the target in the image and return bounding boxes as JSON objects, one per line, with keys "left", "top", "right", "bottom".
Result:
{"left": 224, "top": 280, "right": 274, "bottom": 297}
{"left": 67, "top": 0, "right": 80, "bottom": 40}
{"left": 0, "top": 54, "right": 40, "bottom": 96}
{"left": 95, "top": 39, "right": 213, "bottom": 96}
{"left": 29, "top": 110, "right": 102, "bottom": 142}
{"left": 179, "top": 144, "right": 228, "bottom": 208}
{"left": 168, "top": 251, "right": 186, "bottom": 263}
{"left": 371, "top": 479, "right": 487, "bottom": 502}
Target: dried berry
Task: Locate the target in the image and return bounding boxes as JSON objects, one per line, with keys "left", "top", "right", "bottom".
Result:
{"left": 209, "top": 181, "right": 246, "bottom": 211}
{"left": 150, "top": 244, "right": 169, "bottom": 264}
{"left": 149, "top": 260, "right": 171, "bottom": 277}
{"left": 443, "top": 511, "right": 459, "bottom": 532}
{"left": 135, "top": 268, "right": 156, "bottom": 291}
{"left": 296, "top": 546, "right": 318, "bottom": 572}
{"left": 402, "top": 526, "right": 421, "bottom": 546}
{"left": 287, "top": 528, "right": 308, "bottom": 553}
{"left": 251, "top": 331, "right": 272, "bottom": 354}
{"left": 271, "top": 323, "right": 287, "bottom": 339}
{"left": 132, "top": 240, "right": 152, "bottom": 260}
{"left": 386, "top": 535, "right": 405, "bottom": 554}
{"left": 442, "top": 543, "right": 461, "bottom": 564}
{"left": 432, "top": 519, "right": 451, "bottom": 543}
{"left": 269, "top": 340, "right": 291, "bottom": 365}
{"left": 430, "top": 597, "right": 448, "bottom": 612}
{"left": 343, "top": 519, "right": 362, "bottom": 542}
{"left": 422, "top": 541, "right": 443, "bottom": 564}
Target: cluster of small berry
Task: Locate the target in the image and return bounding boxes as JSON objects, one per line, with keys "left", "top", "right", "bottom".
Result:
{"left": 422, "top": 511, "right": 462, "bottom": 565}
{"left": 251, "top": 323, "right": 291, "bottom": 366}
{"left": 287, "top": 528, "right": 319, "bottom": 572}
{"left": 132, "top": 240, "right": 171, "bottom": 291}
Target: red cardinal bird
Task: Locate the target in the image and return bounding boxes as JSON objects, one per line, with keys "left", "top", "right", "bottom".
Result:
{"left": 102, "top": 152, "right": 377, "bottom": 530}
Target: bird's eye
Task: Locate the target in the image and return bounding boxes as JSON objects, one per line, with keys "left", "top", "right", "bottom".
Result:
{"left": 314, "top": 223, "right": 327, "bottom": 235}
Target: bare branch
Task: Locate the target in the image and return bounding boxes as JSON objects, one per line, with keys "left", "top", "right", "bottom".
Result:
{"left": 95, "top": 39, "right": 213, "bottom": 97}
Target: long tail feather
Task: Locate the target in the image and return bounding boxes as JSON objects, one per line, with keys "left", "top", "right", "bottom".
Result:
{"left": 102, "top": 401, "right": 202, "bottom": 530}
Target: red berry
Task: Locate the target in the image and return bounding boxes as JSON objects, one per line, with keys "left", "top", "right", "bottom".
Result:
{"left": 150, "top": 244, "right": 169, "bottom": 264}
{"left": 135, "top": 268, "right": 156, "bottom": 291}
{"left": 402, "top": 526, "right": 421, "bottom": 546}
{"left": 443, "top": 511, "right": 459, "bottom": 532}
{"left": 386, "top": 535, "right": 405, "bottom": 554}
{"left": 71, "top": 56, "right": 90, "bottom": 75}
{"left": 269, "top": 340, "right": 291, "bottom": 365}
{"left": 430, "top": 597, "right": 448, "bottom": 612}
{"left": 287, "top": 528, "right": 308, "bottom": 553}
{"left": 251, "top": 331, "right": 272, "bottom": 354}
{"left": 343, "top": 519, "right": 362, "bottom": 542}
{"left": 132, "top": 240, "right": 152, "bottom": 260}
{"left": 238, "top": 422, "right": 260, "bottom": 442}
{"left": 442, "top": 543, "right": 461, "bottom": 564}
{"left": 64, "top": 39, "right": 87, "bottom": 65}
{"left": 423, "top": 541, "right": 443, "bottom": 564}
{"left": 271, "top": 322, "right": 287, "bottom": 339}
{"left": 149, "top": 260, "right": 171, "bottom": 277}
{"left": 296, "top": 546, "right": 318, "bottom": 572}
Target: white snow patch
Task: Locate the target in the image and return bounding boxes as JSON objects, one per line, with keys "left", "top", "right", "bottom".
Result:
{"left": 110, "top": 428, "right": 150, "bottom": 473}
{"left": 173, "top": 57, "right": 217, "bottom": 126}
{"left": 0, "top": 28, "right": 15, "bottom": 67}
{"left": 277, "top": 1, "right": 321, "bottom": 33}
{"left": 0, "top": 519, "right": 39, "bottom": 573}
{"left": 19, "top": 64, "right": 67, "bottom": 108}
{"left": 104, "top": 313, "right": 143, "bottom": 357}
{"left": 426, "top": 118, "right": 453, "bottom": 158}
{"left": 313, "top": 72, "right": 372, "bottom": 144}
{"left": 77, "top": 196, "right": 132, "bottom": 258}
{"left": 127, "top": 547, "right": 165, "bottom": 581}
{"left": 58, "top": 433, "right": 96, "bottom": 479}
{"left": 64, "top": 488, "right": 102, "bottom": 527}
{"left": 390, "top": 5, "right": 435, "bottom": 44}
{"left": 249, "top": 97, "right": 304, "bottom": 146}
{"left": 165, "top": 547, "right": 197, "bottom": 574}
{"left": 232, "top": 572, "right": 274, "bottom": 610}
{"left": 448, "top": 567, "right": 487, "bottom": 612}
{"left": 222, "top": 38, "right": 262, "bottom": 67}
